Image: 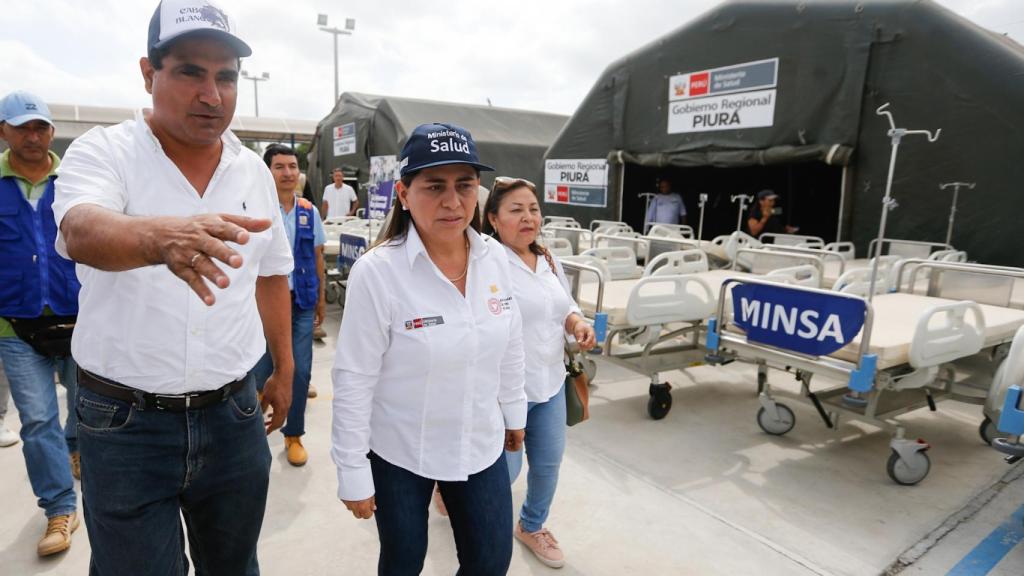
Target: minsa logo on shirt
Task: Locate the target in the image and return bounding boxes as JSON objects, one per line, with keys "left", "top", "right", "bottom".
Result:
{"left": 487, "top": 296, "right": 513, "bottom": 316}
{"left": 404, "top": 316, "right": 444, "bottom": 330}
{"left": 299, "top": 214, "right": 309, "bottom": 226}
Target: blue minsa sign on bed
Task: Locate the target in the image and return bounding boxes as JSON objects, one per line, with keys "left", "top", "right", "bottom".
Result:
{"left": 730, "top": 283, "right": 867, "bottom": 357}
{"left": 338, "top": 233, "right": 368, "bottom": 268}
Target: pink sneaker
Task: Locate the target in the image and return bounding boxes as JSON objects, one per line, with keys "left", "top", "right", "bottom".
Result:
{"left": 514, "top": 521, "right": 565, "bottom": 568}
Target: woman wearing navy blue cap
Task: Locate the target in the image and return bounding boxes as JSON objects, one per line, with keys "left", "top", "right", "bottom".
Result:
{"left": 331, "top": 123, "right": 527, "bottom": 575}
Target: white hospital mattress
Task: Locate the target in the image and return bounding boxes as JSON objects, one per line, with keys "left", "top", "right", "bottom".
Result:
{"left": 830, "top": 293, "right": 1024, "bottom": 369}
{"left": 577, "top": 270, "right": 754, "bottom": 326}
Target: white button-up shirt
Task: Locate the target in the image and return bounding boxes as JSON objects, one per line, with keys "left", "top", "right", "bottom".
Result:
{"left": 52, "top": 116, "right": 294, "bottom": 394}
{"left": 505, "top": 247, "right": 581, "bottom": 403}
{"left": 331, "top": 225, "right": 527, "bottom": 502}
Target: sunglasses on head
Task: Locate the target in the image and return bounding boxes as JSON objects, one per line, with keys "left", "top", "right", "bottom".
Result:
{"left": 493, "top": 176, "right": 536, "bottom": 190}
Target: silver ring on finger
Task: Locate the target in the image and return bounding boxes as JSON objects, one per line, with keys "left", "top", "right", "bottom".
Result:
{"left": 189, "top": 252, "right": 204, "bottom": 269}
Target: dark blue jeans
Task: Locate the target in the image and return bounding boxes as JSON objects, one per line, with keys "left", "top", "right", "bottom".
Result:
{"left": 252, "top": 301, "right": 313, "bottom": 437}
{"left": 370, "top": 451, "right": 513, "bottom": 576}
{"left": 77, "top": 373, "right": 271, "bottom": 576}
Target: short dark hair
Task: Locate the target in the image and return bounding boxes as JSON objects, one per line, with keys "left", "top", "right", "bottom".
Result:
{"left": 263, "top": 144, "right": 298, "bottom": 167}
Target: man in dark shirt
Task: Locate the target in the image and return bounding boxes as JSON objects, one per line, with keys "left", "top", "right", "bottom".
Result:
{"left": 747, "top": 189, "right": 797, "bottom": 238}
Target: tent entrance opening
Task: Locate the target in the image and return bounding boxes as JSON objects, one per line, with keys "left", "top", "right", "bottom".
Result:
{"left": 622, "top": 162, "right": 843, "bottom": 242}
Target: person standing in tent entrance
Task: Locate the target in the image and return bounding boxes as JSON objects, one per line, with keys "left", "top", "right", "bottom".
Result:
{"left": 645, "top": 177, "right": 687, "bottom": 230}
{"left": 252, "top": 144, "right": 326, "bottom": 467}
{"left": 482, "top": 176, "right": 597, "bottom": 569}
{"left": 331, "top": 122, "right": 526, "bottom": 575}
{"left": 747, "top": 189, "right": 798, "bottom": 238}
{"left": 322, "top": 167, "right": 359, "bottom": 220}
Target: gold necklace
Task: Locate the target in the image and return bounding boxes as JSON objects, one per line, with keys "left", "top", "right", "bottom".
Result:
{"left": 444, "top": 241, "right": 470, "bottom": 283}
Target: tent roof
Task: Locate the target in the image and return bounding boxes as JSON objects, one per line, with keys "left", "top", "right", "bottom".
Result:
{"left": 332, "top": 92, "right": 567, "bottom": 149}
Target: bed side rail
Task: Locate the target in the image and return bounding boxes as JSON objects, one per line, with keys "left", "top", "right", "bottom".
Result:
{"left": 625, "top": 275, "right": 716, "bottom": 326}
{"left": 893, "top": 260, "right": 1024, "bottom": 308}
{"left": 908, "top": 301, "right": 985, "bottom": 369}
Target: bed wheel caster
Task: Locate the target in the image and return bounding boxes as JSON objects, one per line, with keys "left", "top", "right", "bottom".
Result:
{"left": 647, "top": 383, "right": 673, "bottom": 420}
{"left": 978, "top": 416, "right": 1008, "bottom": 446}
{"left": 756, "top": 403, "right": 795, "bottom": 436}
{"left": 887, "top": 440, "right": 931, "bottom": 485}
{"left": 325, "top": 282, "right": 342, "bottom": 304}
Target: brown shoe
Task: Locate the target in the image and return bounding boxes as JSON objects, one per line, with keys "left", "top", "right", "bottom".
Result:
{"left": 307, "top": 383, "right": 318, "bottom": 399}
{"left": 70, "top": 452, "right": 80, "bottom": 481}
{"left": 37, "top": 511, "right": 79, "bottom": 557}
{"left": 313, "top": 326, "right": 327, "bottom": 340}
{"left": 285, "top": 436, "right": 308, "bottom": 467}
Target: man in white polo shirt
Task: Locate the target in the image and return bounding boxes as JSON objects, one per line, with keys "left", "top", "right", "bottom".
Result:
{"left": 52, "top": 2, "right": 293, "bottom": 574}
{"left": 322, "top": 166, "right": 358, "bottom": 219}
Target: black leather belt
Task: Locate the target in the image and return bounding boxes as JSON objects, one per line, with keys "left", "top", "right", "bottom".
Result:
{"left": 78, "top": 369, "right": 245, "bottom": 412}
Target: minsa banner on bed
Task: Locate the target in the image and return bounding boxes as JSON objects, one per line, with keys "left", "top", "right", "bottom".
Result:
{"left": 338, "top": 233, "right": 367, "bottom": 268}
{"left": 730, "top": 283, "right": 866, "bottom": 356}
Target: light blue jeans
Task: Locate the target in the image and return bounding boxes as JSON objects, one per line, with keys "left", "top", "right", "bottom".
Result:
{"left": 0, "top": 358, "right": 10, "bottom": 422}
{"left": 506, "top": 383, "right": 567, "bottom": 533}
{"left": 0, "top": 336, "right": 78, "bottom": 517}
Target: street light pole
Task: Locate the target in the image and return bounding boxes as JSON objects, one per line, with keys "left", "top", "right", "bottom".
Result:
{"left": 318, "top": 14, "right": 355, "bottom": 106}
{"left": 240, "top": 70, "right": 270, "bottom": 117}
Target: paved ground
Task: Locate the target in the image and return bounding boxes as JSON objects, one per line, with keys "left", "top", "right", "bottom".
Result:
{"left": 2, "top": 306, "right": 1023, "bottom": 575}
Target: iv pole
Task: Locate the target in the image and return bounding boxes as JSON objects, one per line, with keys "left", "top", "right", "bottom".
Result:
{"left": 938, "top": 181, "right": 975, "bottom": 247}
{"left": 697, "top": 193, "right": 708, "bottom": 247}
{"left": 639, "top": 192, "right": 656, "bottom": 233}
{"left": 731, "top": 194, "right": 754, "bottom": 232}
{"left": 865, "top": 103, "right": 941, "bottom": 301}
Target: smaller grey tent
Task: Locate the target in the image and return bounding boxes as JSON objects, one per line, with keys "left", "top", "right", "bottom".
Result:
{"left": 308, "top": 93, "right": 567, "bottom": 210}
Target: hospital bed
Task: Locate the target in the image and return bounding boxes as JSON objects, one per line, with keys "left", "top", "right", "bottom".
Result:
{"left": 542, "top": 216, "right": 580, "bottom": 227}
{"left": 647, "top": 224, "right": 695, "bottom": 240}
{"left": 705, "top": 262, "right": 1024, "bottom": 485}
{"left": 759, "top": 232, "right": 825, "bottom": 248}
{"left": 541, "top": 223, "right": 591, "bottom": 255}
{"left": 562, "top": 249, "right": 828, "bottom": 419}
{"left": 323, "top": 218, "right": 384, "bottom": 304}
{"left": 990, "top": 327, "right": 1024, "bottom": 463}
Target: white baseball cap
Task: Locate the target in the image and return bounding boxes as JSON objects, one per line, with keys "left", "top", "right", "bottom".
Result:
{"left": 147, "top": 0, "right": 252, "bottom": 58}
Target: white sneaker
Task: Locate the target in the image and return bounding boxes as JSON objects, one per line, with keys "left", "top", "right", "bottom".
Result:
{"left": 0, "top": 425, "right": 19, "bottom": 448}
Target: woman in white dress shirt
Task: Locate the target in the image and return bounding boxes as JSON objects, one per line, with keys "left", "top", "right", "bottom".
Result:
{"left": 331, "top": 123, "right": 527, "bottom": 575}
{"left": 482, "top": 177, "right": 596, "bottom": 569}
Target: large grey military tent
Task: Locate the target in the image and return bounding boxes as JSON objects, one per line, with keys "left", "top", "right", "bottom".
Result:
{"left": 544, "top": 0, "right": 1024, "bottom": 266}
{"left": 309, "top": 92, "right": 567, "bottom": 209}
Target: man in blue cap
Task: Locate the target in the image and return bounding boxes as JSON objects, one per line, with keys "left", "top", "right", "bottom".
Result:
{"left": 0, "top": 90, "right": 82, "bottom": 557}
{"left": 0, "top": 90, "right": 81, "bottom": 557}
{"left": 53, "top": 1, "right": 294, "bottom": 574}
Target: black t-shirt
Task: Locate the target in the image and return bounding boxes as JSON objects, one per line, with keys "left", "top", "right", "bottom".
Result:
{"left": 748, "top": 206, "right": 785, "bottom": 236}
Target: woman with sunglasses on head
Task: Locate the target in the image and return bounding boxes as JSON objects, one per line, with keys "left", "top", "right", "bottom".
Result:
{"left": 482, "top": 177, "right": 597, "bottom": 569}
{"left": 331, "top": 123, "right": 527, "bottom": 575}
